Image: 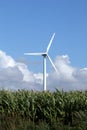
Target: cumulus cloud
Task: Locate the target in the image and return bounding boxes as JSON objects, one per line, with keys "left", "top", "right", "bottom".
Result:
{"left": 0, "top": 50, "right": 87, "bottom": 91}
{"left": 0, "top": 50, "right": 43, "bottom": 90}
{"left": 47, "top": 55, "right": 87, "bottom": 91}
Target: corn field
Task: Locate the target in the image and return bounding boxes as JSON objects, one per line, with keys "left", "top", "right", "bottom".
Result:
{"left": 0, "top": 89, "right": 87, "bottom": 130}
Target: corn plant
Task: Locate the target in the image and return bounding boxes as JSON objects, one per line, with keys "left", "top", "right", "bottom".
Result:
{"left": 0, "top": 89, "right": 87, "bottom": 129}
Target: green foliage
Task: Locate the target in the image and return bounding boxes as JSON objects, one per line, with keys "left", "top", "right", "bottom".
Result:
{"left": 0, "top": 89, "right": 87, "bottom": 130}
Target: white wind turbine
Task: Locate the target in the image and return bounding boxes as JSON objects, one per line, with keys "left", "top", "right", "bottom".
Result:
{"left": 24, "top": 33, "right": 57, "bottom": 91}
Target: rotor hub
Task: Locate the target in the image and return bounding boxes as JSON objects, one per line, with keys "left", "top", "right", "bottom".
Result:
{"left": 42, "top": 53, "right": 47, "bottom": 57}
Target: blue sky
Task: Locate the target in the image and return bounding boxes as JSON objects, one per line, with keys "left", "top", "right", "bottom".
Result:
{"left": 0, "top": 0, "right": 87, "bottom": 91}
{"left": 0, "top": 0, "right": 87, "bottom": 66}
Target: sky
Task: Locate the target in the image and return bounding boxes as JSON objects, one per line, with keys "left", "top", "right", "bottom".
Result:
{"left": 0, "top": 0, "right": 87, "bottom": 91}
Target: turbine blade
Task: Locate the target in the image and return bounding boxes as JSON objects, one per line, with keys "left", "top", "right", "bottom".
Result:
{"left": 47, "top": 54, "right": 57, "bottom": 72}
{"left": 24, "top": 52, "right": 43, "bottom": 56}
{"left": 46, "top": 33, "right": 55, "bottom": 53}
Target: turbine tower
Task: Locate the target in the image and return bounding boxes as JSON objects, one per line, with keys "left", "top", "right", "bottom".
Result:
{"left": 24, "top": 33, "right": 57, "bottom": 91}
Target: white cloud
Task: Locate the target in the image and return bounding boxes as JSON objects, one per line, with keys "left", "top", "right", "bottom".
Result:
{"left": 54, "top": 55, "right": 75, "bottom": 80}
{"left": 0, "top": 51, "right": 15, "bottom": 68}
{"left": 0, "top": 50, "right": 87, "bottom": 91}
{"left": 0, "top": 50, "right": 42, "bottom": 90}
{"left": 47, "top": 55, "right": 87, "bottom": 91}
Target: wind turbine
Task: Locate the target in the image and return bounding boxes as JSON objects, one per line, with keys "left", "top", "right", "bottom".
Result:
{"left": 24, "top": 33, "right": 57, "bottom": 91}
